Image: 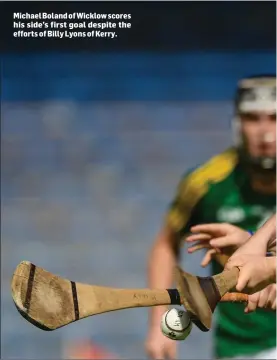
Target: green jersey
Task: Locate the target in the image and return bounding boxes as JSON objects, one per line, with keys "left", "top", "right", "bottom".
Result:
{"left": 166, "top": 148, "right": 276, "bottom": 358}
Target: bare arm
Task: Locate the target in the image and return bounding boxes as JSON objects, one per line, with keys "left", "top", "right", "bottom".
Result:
{"left": 232, "top": 213, "right": 276, "bottom": 257}
{"left": 224, "top": 214, "right": 276, "bottom": 293}
{"left": 145, "top": 170, "right": 207, "bottom": 359}
{"left": 147, "top": 225, "right": 180, "bottom": 328}
{"left": 254, "top": 213, "right": 276, "bottom": 249}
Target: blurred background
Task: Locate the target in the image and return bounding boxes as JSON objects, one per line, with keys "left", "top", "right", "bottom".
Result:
{"left": 1, "top": 2, "right": 276, "bottom": 359}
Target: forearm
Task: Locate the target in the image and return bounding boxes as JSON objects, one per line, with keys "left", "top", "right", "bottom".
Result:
{"left": 147, "top": 231, "right": 179, "bottom": 327}
{"left": 255, "top": 214, "right": 276, "bottom": 245}
{"left": 240, "top": 214, "right": 276, "bottom": 255}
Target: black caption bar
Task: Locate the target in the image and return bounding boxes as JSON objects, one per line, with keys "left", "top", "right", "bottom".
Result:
{"left": 0, "top": 1, "right": 276, "bottom": 52}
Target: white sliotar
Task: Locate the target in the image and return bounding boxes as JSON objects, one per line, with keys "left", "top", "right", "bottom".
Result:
{"left": 161, "top": 308, "right": 192, "bottom": 341}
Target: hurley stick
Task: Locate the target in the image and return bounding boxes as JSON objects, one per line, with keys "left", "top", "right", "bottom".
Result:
{"left": 213, "top": 253, "right": 229, "bottom": 267}
{"left": 11, "top": 261, "right": 248, "bottom": 332}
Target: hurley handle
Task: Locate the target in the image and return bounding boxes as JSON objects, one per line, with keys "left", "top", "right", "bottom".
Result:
{"left": 221, "top": 292, "right": 248, "bottom": 302}
{"left": 212, "top": 267, "right": 240, "bottom": 298}
{"left": 213, "top": 253, "right": 229, "bottom": 267}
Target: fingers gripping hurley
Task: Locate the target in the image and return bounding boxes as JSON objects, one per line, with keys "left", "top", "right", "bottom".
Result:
{"left": 174, "top": 266, "right": 240, "bottom": 331}
{"left": 11, "top": 261, "right": 242, "bottom": 332}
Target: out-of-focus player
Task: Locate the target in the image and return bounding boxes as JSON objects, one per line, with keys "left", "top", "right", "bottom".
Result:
{"left": 145, "top": 75, "right": 276, "bottom": 359}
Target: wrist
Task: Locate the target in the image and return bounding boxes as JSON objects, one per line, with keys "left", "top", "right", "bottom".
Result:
{"left": 247, "top": 232, "right": 268, "bottom": 253}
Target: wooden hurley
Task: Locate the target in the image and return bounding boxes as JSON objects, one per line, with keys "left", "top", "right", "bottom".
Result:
{"left": 11, "top": 261, "right": 248, "bottom": 332}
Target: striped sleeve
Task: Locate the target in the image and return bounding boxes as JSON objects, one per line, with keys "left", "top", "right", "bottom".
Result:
{"left": 165, "top": 170, "right": 203, "bottom": 237}
{"left": 165, "top": 148, "right": 238, "bottom": 237}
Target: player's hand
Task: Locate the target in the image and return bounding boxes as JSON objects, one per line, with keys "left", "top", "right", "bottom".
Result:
{"left": 225, "top": 254, "right": 276, "bottom": 294}
{"left": 246, "top": 284, "right": 276, "bottom": 313}
{"left": 225, "top": 234, "right": 268, "bottom": 259}
{"left": 145, "top": 325, "right": 177, "bottom": 359}
{"left": 185, "top": 223, "right": 250, "bottom": 267}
